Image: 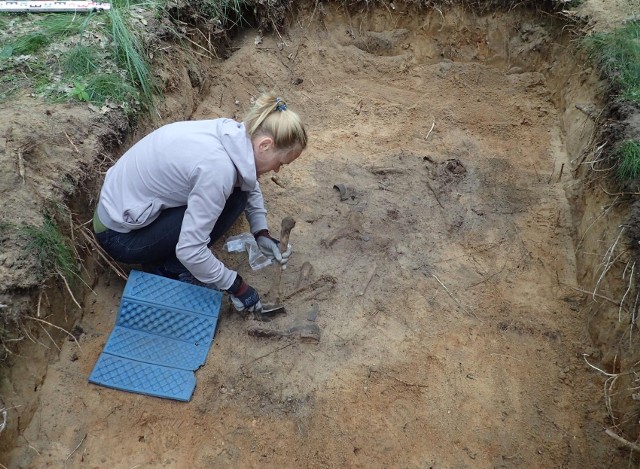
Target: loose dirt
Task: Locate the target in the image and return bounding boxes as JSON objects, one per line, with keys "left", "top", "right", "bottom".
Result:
{"left": 2, "top": 2, "right": 638, "bottom": 468}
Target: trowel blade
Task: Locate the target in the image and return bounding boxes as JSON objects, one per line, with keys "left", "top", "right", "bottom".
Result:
{"left": 254, "top": 304, "right": 286, "bottom": 321}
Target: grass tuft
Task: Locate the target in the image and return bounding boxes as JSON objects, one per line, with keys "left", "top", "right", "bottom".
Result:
{"left": 587, "top": 22, "right": 640, "bottom": 102}
{"left": 44, "top": 13, "right": 89, "bottom": 37}
{"left": 11, "top": 32, "right": 51, "bottom": 55}
{"left": 21, "top": 216, "right": 77, "bottom": 281}
{"left": 197, "top": 0, "right": 247, "bottom": 28}
{"left": 86, "top": 72, "right": 137, "bottom": 105}
{"left": 617, "top": 140, "right": 640, "bottom": 184}
{"left": 7, "top": 14, "right": 90, "bottom": 56}
{"left": 63, "top": 45, "right": 99, "bottom": 77}
{"left": 108, "top": 7, "right": 154, "bottom": 104}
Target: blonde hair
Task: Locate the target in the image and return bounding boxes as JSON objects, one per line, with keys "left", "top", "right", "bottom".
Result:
{"left": 244, "top": 92, "right": 308, "bottom": 151}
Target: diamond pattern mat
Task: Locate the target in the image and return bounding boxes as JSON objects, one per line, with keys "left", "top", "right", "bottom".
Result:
{"left": 89, "top": 270, "right": 222, "bottom": 401}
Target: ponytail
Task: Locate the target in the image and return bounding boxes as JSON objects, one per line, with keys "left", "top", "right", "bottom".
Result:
{"left": 243, "top": 92, "right": 308, "bottom": 151}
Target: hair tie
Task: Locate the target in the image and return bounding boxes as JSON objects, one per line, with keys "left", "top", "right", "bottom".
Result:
{"left": 275, "top": 97, "right": 287, "bottom": 112}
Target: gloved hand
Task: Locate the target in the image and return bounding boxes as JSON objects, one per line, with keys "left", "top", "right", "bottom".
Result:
{"left": 254, "top": 229, "right": 291, "bottom": 265}
{"left": 226, "top": 274, "right": 262, "bottom": 313}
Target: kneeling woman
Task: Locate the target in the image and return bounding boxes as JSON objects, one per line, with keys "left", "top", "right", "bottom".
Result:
{"left": 93, "top": 93, "right": 307, "bottom": 313}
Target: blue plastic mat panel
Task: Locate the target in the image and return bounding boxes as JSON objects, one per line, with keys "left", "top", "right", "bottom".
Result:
{"left": 89, "top": 270, "right": 223, "bottom": 401}
{"left": 90, "top": 354, "right": 196, "bottom": 401}
{"left": 102, "top": 326, "right": 211, "bottom": 370}
{"left": 123, "top": 270, "right": 222, "bottom": 317}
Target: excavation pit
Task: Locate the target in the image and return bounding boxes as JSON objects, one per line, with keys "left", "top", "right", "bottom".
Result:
{"left": 1, "top": 2, "right": 636, "bottom": 467}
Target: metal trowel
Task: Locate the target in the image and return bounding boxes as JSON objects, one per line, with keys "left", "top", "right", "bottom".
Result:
{"left": 257, "top": 216, "right": 296, "bottom": 321}
{"left": 254, "top": 303, "right": 286, "bottom": 321}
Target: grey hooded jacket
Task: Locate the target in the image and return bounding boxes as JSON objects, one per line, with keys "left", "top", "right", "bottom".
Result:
{"left": 96, "top": 118, "right": 268, "bottom": 290}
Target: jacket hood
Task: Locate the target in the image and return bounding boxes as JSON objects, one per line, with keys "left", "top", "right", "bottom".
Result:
{"left": 216, "top": 119, "right": 257, "bottom": 191}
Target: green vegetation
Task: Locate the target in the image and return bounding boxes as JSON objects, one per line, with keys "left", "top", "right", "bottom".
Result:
{"left": 21, "top": 216, "right": 77, "bottom": 282}
{"left": 0, "top": 7, "right": 153, "bottom": 108}
{"left": 10, "top": 32, "right": 50, "bottom": 55}
{"left": 0, "top": 0, "right": 256, "bottom": 109}
{"left": 44, "top": 12, "right": 89, "bottom": 36}
{"left": 587, "top": 21, "right": 640, "bottom": 102}
{"left": 108, "top": 7, "right": 154, "bottom": 104}
{"left": 156, "top": 0, "right": 250, "bottom": 29}
{"left": 63, "top": 45, "right": 99, "bottom": 77}
{"left": 0, "top": 221, "right": 8, "bottom": 244}
{"left": 617, "top": 140, "right": 640, "bottom": 184}
{"left": 0, "top": 73, "right": 20, "bottom": 102}
{"left": 6, "top": 14, "right": 89, "bottom": 55}
{"left": 87, "top": 73, "right": 137, "bottom": 104}
{"left": 194, "top": 0, "right": 247, "bottom": 27}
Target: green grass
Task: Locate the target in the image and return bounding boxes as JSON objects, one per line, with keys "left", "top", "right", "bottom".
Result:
{"left": 20, "top": 216, "right": 77, "bottom": 281}
{"left": 0, "top": 73, "right": 21, "bottom": 102}
{"left": 587, "top": 22, "right": 640, "bottom": 102}
{"left": 0, "top": 221, "right": 8, "bottom": 244}
{"left": 0, "top": 6, "right": 154, "bottom": 108}
{"left": 1, "top": 58, "right": 49, "bottom": 102}
{"left": 44, "top": 13, "right": 89, "bottom": 37}
{"left": 63, "top": 46, "right": 99, "bottom": 77}
{"left": 617, "top": 140, "right": 640, "bottom": 184}
{"left": 1, "top": 0, "right": 253, "bottom": 109}
{"left": 5, "top": 14, "right": 90, "bottom": 56}
{"left": 86, "top": 72, "right": 137, "bottom": 105}
{"left": 10, "top": 32, "right": 51, "bottom": 55}
{"left": 197, "top": 0, "right": 246, "bottom": 27}
{"left": 108, "top": 7, "right": 154, "bottom": 104}
{"left": 158, "top": 0, "right": 251, "bottom": 31}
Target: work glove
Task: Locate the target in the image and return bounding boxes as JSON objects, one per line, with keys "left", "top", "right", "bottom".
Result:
{"left": 226, "top": 274, "right": 262, "bottom": 313}
{"left": 254, "top": 229, "right": 292, "bottom": 265}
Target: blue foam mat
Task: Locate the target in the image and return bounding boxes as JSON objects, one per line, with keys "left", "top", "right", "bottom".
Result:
{"left": 89, "top": 270, "right": 222, "bottom": 401}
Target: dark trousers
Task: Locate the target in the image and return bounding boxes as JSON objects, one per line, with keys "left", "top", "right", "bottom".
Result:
{"left": 95, "top": 188, "right": 248, "bottom": 277}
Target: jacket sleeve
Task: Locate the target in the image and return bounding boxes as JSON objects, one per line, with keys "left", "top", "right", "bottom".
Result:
{"left": 175, "top": 163, "right": 237, "bottom": 290}
{"left": 245, "top": 181, "right": 268, "bottom": 234}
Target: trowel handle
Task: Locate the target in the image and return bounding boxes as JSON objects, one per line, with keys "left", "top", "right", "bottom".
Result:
{"left": 268, "top": 216, "right": 296, "bottom": 303}
{"left": 279, "top": 216, "right": 296, "bottom": 253}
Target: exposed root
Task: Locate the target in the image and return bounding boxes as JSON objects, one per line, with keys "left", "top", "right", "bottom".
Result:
{"left": 36, "top": 290, "right": 42, "bottom": 318}
{"left": 21, "top": 323, "right": 48, "bottom": 349}
{"left": 78, "top": 226, "right": 128, "bottom": 280}
{"left": 620, "top": 261, "right": 635, "bottom": 322}
{"left": 568, "top": 285, "right": 623, "bottom": 309}
{"left": 16, "top": 149, "right": 25, "bottom": 184}
{"left": 631, "top": 292, "right": 640, "bottom": 347}
{"left": 38, "top": 322, "right": 61, "bottom": 352}
{"left": 431, "top": 273, "right": 477, "bottom": 319}
{"left": 576, "top": 196, "right": 618, "bottom": 252}
{"left": 584, "top": 354, "right": 620, "bottom": 424}
{"left": 64, "top": 131, "right": 80, "bottom": 154}
{"left": 65, "top": 432, "right": 87, "bottom": 462}
{"left": 282, "top": 275, "right": 337, "bottom": 301}
{"left": 593, "top": 225, "right": 626, "bottom": 301}
{"left": 391, "top": 376, "right": 429, "bottom": 388}
{"left": 23, "top": 315, "right": 82, "bottom": 351}
{"left": 605, "top": 428, "right": 640, "bottom": 453}
{"left": 359, "top": 263, "right": 377, "bottom": 296}
{"left": 241, "top": 342, "right": 293, "bottom": 369}
{"left": 425, "top": 121, "right": 435, "bottom": 141}
{"left": 55, "top": 268, "right": 82, "bottom": 311}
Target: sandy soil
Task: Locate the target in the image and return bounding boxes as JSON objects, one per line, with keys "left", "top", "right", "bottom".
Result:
{"left": 2, "top": 2, "right": 638, "bottom": 468}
